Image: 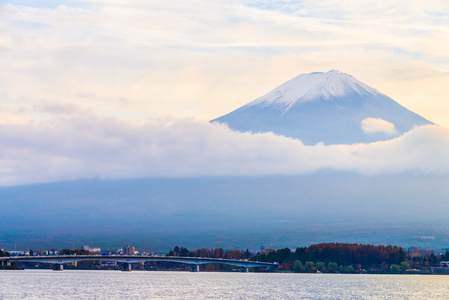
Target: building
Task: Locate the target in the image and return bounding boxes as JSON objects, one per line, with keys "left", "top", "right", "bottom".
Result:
{"left": 121, "top": 245, "right": 135, "bottom": 255}
{"left": 83, "top": 245, "right": 101, "bottom": 253}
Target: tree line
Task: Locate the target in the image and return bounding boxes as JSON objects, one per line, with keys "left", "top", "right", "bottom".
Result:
{"left": 167, "top": 246, "right": 252, "bottom": 260}
{"left": 167, "top": 243, "right": 449, "bottom": 273}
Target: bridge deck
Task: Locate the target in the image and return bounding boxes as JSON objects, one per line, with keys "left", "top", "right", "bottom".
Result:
{"left": 2, "top": 255, "right": 279, "bottom": 271}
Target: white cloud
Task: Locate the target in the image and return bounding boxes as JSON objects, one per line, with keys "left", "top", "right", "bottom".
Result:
{"left": 1, "top": 0, "right": 449, "bottom": 185}
{"left": 0, "top": 115, "right": 447, "bottom": 186}
{"left": 1, "top": 0, "right": 449, "bottom": 127}
{"left": 361, "top": 118, "right": 398, "bottom": 135}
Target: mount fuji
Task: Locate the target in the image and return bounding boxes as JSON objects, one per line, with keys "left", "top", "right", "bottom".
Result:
{"left": 212, "top": 70, "right": 432, "bottom": 145}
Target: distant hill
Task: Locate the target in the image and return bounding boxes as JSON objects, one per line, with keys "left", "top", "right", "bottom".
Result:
{"left": 2, "top": 173, "right": 449, "bottom": 250}
{"left": 212, "top": 70, "right": 432, "bottom": 145}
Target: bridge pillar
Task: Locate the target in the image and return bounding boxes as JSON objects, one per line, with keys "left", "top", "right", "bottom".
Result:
{"left": 190, "top": 265, "right": 199, "bottom": 272}
{"left": 0, "top": 260, "right": 10, "bottom": 267}
{"left": 52, "top": 264, "right": 63, "bottom": 271}
{"left": 240, "top": 267, "right": 249, "bottom": 272}
{"left": 121, "top": 263, "right": 132, "bottom": 272}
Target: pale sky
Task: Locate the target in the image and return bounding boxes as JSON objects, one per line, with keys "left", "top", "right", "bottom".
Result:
{"left": 2, "top": 0, "right": 449, "bottom": 125}
{"left": 1, "top": 0, "right": 449, "bottom": 185}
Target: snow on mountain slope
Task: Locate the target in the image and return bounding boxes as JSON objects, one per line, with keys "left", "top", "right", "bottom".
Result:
{"left": 246, "top": 70, "right": 377, "bottom": 111}
{"left": 212, "top": 70, "right": 433, "bottom": 145}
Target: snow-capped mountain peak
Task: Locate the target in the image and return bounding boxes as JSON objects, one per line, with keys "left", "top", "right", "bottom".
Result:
{"left": 245, "top": 70, "right": 378, "bottom": 112}
{"left": 212, "top": 70, "right": 432, "bottom": 145}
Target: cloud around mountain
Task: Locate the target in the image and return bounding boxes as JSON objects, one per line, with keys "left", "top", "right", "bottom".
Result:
{"left": 361, "top": 117, "right": 398, "bottom": 135}
{"left": 0, "top": 114, "right": 448, "bottom": 186}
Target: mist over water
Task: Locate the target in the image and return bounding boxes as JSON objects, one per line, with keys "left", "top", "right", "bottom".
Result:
{"left": 1, "top": 270, "right": 449, "bottom": 299}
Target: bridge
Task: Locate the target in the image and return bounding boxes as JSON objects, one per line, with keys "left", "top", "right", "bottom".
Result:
{"left": 1, "top": 255, "right": 279, "bottom": 272}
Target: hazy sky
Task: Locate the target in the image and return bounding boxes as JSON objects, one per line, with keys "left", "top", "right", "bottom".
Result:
{"left": 1, "top": 0, "right": 449, "bottom": 185}
{"left": 2, "top": 0, "right": 449, "bottom": 125}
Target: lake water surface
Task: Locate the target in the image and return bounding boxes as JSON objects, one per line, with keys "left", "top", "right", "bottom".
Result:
{"left": 1, "top": 270, "right": 449, "bottom": 299}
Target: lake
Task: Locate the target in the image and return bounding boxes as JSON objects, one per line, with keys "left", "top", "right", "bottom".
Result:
{"left": 1, "top": 270, "right": 449, "bottom": 299}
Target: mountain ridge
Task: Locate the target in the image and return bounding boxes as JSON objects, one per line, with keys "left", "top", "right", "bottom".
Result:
{"left": 2, "top": 173, "right": 449, "bottom": 250}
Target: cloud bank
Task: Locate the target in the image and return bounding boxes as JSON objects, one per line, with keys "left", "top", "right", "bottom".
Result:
{"left": 0, "top": 115, "right": 448, "bottom": 186}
